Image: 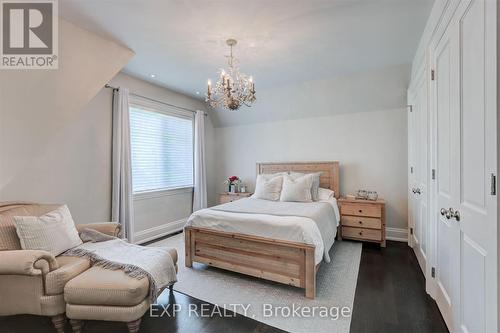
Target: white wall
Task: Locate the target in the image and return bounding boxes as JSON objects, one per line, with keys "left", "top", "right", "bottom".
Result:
{"left": 215, "top": 108, "right": 408, "bottom": 232}
{"left": 0, "top": 20, "right": 216, "bottom": 241}
{"left": 213, "top": 66, "right": 409, "bottom": 236}
{"left": 107, "top": 73, "right": 215, "bottom": 242}
{"left": 0, "top": 19, "right": 133, "bottom": 223}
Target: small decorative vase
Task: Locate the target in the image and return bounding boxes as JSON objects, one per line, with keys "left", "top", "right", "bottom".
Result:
{"left": 240, "top": 185, "right": 246, "bottom": 193}
{"left": 230, "top": 185, "right": 236, "bottom": 193}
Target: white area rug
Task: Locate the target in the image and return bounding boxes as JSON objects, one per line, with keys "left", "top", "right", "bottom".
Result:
{"left": 151, "top": 233, "right": 362, "bottom": 333}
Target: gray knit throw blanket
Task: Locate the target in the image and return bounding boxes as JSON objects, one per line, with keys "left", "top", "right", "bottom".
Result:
{"left": 63, "top": 233, "right": 177, "bottom": 302}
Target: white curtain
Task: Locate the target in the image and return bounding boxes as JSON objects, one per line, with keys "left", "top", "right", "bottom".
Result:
{"left": 193, "top": 110, "right": 207, "bottom": 211}
{"left": 111, "top": 87, "right": 135, "bottom": 242}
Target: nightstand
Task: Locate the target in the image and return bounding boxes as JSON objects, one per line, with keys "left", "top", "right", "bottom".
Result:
{"left": 218, "top": 192, "right": 253, "bottom": 204}
{"left": 338, "top": 197, "right": 386, "bottom": 247}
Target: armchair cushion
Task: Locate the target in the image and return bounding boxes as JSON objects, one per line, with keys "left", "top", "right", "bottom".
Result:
{"left": 64, "top": 266, "right": 149, "bottom": 306}
{"left": 76, "top": 222, "right": 121, "bottom": 238}
{"left": 45, "top": 256, "right": 90, "bottom": 295}
{"left": 0, "top": 250, "right": 58, "bottom": 276}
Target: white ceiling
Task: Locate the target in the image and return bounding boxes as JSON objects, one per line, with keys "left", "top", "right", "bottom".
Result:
{"left": 60, "top": 0, "right": 433, "bottom": 102}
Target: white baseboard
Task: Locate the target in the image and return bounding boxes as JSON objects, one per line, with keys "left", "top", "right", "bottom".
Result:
{"left": 386, "top": 227, "right": 408, "bottom": 242}
{"left": 134, "top": 220, "right": 408, "bottom": 244}
{"left": 134, "top": 218, "right": 187, "bottom": 244}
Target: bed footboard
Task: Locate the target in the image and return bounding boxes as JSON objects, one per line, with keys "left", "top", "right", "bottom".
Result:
{"left": 184, "top": 226, "right": 316, "bottom": 299}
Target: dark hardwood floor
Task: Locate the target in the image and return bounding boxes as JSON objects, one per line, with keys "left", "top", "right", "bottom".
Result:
{"left": 350, "top": 241, "right": 448, "bottom": 333}
{"left": 0, "top": 241, "right": 447, "bottom": 333}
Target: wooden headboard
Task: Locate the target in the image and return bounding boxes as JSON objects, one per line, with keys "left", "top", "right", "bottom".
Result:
{"left": 256, "top": 161, "right": 340, "bottom": 198}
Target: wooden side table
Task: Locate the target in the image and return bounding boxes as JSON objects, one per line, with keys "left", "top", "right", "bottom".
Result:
{"left": 218, "top": 192, "right": 252, "bottom": 204}
{"left": 338, "top": 197, "right": 386, "bottom": 247}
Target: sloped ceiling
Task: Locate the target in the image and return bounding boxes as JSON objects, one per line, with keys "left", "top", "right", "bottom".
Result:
{"left": 60, "top": 0, "right": 433, "bottom": 126}
{"left": 0, "top": 19, "right": 134, "bottom": 199}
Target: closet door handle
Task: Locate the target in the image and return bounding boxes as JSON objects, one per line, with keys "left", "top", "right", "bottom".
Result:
{"left": 446, "top": 208, "right": 454, "bottom": 219}
{"left": 415, "top": 188, "right": 421, "bottom": 195}
{"left": 452, "top": 210, "right": 461, "bottom": 222}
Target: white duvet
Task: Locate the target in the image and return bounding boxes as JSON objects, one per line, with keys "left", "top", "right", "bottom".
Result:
{"left": 186, "top": 198, "right": 340, "bottom": 264}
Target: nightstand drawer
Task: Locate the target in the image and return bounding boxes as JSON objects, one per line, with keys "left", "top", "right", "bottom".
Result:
{"left": 342, "top": 226, "right": 382, "bottom": 241}
{"left": 218, "top": 192, "right": 253, "bottom": 204}
{"left": 340, "top": 203, "right": 381, "bottom": 218}
{"left": 342, "top": 216, "right": 381, "bottom": 229}
{"left": 219, "top": 195, "right": 235, "bottom": 204}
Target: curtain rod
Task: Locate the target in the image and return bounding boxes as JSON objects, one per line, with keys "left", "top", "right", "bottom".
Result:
{"left": 105, "top": 84, "right": 207, "bottom": 116}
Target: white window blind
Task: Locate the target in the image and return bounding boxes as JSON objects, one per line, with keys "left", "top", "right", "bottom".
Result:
{"left": 129, "top": 97, "right": 194, "bottom": 193}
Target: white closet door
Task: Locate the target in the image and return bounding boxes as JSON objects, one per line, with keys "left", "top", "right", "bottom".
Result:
{"left": 433, "top": 19, "right": 459, "bottom": 329}
{"left": 417, "top": 77, "right": 429, "bottom": 268}
{"left": 409, "top": 74, "right": 429, "bottom": 275}
{"left": 407, "top": 91, "right": 417, "bottom": 249}
{"left": 453, "top": 0, "right": 497, "bottom": 332}
{"left": 432, "top": 0, "right": 497, "bottom": 331}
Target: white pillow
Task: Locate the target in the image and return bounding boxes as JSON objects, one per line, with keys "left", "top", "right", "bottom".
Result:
{"left": 252, "top": 174, "right": 284, "bottom": 201}
{"left": 13, "top": 205, "right": 83, "bottom": 256}
{"left": 259, "top": 172, "right": 287, "bottom": 181}
{"left": 318, "top": 187, "right": 335, "bottom": 201}
{"left": 289, "top": 172, "right": 321, "bottom": 201}
{"left": 280, "top": 174, "right": 314, "bottom": 202}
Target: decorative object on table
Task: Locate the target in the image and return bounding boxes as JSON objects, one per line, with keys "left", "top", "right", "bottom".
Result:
{"left": 205, "top": 39, "right": 256, "bottom": 111}
{"left": 356, "top": 190, "right": 368, "bottom": 200}
{"left": 346, "top": 194, "right": 356, "bottom": 200}
{"left": 367, "top": 191, "right": 378, "bottom": 201}
{"left": 240, "top": 185, "right": 247, "bottom": 193}
{"left": 224, "top": 175, "right": 242, "bottom": 193}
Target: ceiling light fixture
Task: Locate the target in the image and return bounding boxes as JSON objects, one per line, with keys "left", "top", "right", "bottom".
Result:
{"left": 206, "top": 39, "right": 256, "bottom": 111}
{"left": 150, "top": 74, "right": 156, "bottom": 78}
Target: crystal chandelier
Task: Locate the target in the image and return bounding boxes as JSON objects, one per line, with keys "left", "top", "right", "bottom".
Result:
{"left": 206, "top": 39, "right": 256, "bottom": 111}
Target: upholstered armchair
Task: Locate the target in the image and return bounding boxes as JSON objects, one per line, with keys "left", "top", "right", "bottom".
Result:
{"left": 0, "top": 202, "right": 121, "bottom": 333}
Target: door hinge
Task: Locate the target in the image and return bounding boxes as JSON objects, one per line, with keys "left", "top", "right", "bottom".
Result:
{"left": 431, "top": 69, "right": 435, "bottom": 81}
{"left": 432, "top": 169, "right": 436, "bottom": 180}
{"left": 407, "top": 105, "right": 413, "bottom": 113}
{"left": 491, "top": 173, "right": 497, "bottom": 196}
{"left": 431, "top": 267, "right": 436, "bottom": 278}
{"left": 410, "top": 227, "right": 413, "bottom": 235}
{"left": 410, "top": 166, "right": 414, "bottom": 174}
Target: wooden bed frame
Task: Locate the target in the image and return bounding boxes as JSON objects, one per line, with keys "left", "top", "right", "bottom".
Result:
{"left": 185, "top": 161, "right": 340, "bottom": 299}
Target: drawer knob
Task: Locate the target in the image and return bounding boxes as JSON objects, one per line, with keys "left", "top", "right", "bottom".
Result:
{"left": 358, "top": 231, "right": 363, "bottom": 235}
{"left": 358, "top": 221, "right": 363, "bottom": 224}
{"left": 358, "top": 209, "right": 362, "bottom": 213}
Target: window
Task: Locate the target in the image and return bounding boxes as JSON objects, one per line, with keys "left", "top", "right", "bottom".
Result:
{"left": 129, "top": 97, "right": 194, "bottom": 193}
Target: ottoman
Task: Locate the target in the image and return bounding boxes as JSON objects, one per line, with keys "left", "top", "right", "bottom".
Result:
{"left": 64, "top": 248, "right": 178, "bottom": 333}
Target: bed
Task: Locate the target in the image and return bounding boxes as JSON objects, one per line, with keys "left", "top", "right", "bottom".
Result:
{"left": 184, "top": 161, "right": 340, "bottom": 299}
